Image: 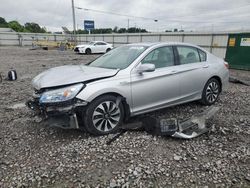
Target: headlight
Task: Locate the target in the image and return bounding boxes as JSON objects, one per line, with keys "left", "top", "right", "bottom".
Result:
{"left": 39, "top": 83, "right": 84, "bottom": 104}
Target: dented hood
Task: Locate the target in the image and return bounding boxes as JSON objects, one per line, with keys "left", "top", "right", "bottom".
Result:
{"left": 32, "top": 65, "right": 119, "bottom": 90}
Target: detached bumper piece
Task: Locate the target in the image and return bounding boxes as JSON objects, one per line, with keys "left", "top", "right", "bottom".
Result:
{"left": 142, "top": 106, "right": 220, "bottom": 139}
{"left": 26, "top": 99, "right": 87, "bottom": 129}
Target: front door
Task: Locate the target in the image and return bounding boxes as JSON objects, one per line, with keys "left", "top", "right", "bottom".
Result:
{"left": 94, "top": 42, "right": 107, "bottom": 53}
{"left": 131, "top": 46, "right": 180, "bottom": 115}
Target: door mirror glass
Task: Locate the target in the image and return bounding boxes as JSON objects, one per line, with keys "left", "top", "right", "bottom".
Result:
{"left": 137, "top": 63, "right": 155, "bottom": 74}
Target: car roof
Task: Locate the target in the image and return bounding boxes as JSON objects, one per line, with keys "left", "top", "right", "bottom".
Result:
{"left": 126, "top": 42, "right": 205, "bottom": 51}
{"left": 91, "top": 41, "right": 107, "bottom": 43}
{"left": 127, "top": 42, "right": 198, "bottom": 47}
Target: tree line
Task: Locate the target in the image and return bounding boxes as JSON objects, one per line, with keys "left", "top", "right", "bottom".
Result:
{"left": 76, "top": 26, "right": 148, "bottom": 34}
{"left": 0, "top": 16, "right": 183, "bottom": 34}
{"left": 0, "top": 17, "right": 148, "bottom": 34}
{"left": 0, "top": 17, "right": 47, "bottom": 33}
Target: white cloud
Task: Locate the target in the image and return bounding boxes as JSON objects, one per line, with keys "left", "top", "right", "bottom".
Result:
{"left": 0, "top": 0, "right": 249, "bottom": 32}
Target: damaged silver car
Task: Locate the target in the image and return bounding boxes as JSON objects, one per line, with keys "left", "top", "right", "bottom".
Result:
{"left": 27, "top": 42, "right": 229, "bottom": 135}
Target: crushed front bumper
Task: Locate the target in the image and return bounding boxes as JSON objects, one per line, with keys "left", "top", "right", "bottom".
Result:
{"left": 26, "top": 99, "right": 87, "bottom": 129}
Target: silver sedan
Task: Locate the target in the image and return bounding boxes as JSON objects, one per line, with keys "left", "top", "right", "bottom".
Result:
{"left": 28, "top": 42, "right": 229, "bottom": 135}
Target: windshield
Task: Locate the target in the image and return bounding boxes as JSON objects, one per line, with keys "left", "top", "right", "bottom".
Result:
{"left": 88, "top": 45, "right": 148, "bottom": 69}
{"left": 89, "top": 41, "right": 95, "bottom": 45}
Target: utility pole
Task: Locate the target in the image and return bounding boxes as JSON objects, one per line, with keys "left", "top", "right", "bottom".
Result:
{"left": 71, "top": 0, "right": 77, "bottom": 43}
{"left": 127, "top": 19, "right": 130, "bottom": 30}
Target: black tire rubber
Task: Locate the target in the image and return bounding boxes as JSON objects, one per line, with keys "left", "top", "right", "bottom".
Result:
{"left": 106, "top": 48, "right": 111, "bottom": 53}
{"left": 83, "top": 95, "right": 124, "bottom": 135}
{"left": 85, "top": 48, "right": 91, "bottom": 55}
{"left": 8, "top": 70, "right": 17, "bottom": 81}
{"left": 201, "top": 78, "right": 221, "bottom": 105}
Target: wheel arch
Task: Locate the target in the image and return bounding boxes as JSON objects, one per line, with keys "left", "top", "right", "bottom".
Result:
{"left": 85, "top": 48, "right": 91, "bottom": 53}
{"left": 89, "top": 92, "right": 131, "bottom": 121}
{"left": 209, "top": 75, "right": 222, "bottom": 92}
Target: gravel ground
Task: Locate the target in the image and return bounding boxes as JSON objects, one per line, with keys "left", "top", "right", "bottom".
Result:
{"left": 0, "top": 46, "right": 249, "bottom": 188}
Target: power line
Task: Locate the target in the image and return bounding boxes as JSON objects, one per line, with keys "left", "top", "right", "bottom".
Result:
{"left": 75, "top": 6, "right": 249, "bottom": 24}
{"left": 158, "top": 3, "right": 250, "bottom": 20}
{"left": 74, "top": 6, "right": 158, "bottom": 22}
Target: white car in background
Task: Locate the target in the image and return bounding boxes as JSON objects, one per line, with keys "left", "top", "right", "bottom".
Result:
{"left": 74, "top": 41, "right": 113, "bottom": 54}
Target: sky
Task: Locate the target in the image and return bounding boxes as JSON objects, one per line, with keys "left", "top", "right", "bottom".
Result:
{"left": 0, "top": 0, "right": 250, "bottom": 32}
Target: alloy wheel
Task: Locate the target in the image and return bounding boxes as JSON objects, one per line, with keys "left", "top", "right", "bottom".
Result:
{"left": 92, "top": 101, "right": 121, "bottom": 132}
{"left": 206, "top": 81, "right": 219, "bottom": 103}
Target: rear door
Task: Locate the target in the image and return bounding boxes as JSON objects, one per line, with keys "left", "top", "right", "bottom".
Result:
{"left": 131, "top": 46, "right": 180, "bottom": 114}
{"left": 94, "top": 42, "right": 107, "bottom": 53}
{"left": 174, "top": 45, "right": 209, "bottom": 101}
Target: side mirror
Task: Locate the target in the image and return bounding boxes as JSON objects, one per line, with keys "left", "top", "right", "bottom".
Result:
{"left": 136, "top": 63, "right": 155, "bottom": 74}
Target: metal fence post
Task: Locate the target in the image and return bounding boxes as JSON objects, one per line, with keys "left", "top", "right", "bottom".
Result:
{"left": 112, "top": 35, "right": 114, "bottom": 46}
{"left": 210, "top": 34, "right": 214, "bottom": 53}
{"left": 18, "top": 33, "right": 23, "bottom": 46}
{"left": 182, "top": 34, "right": 185, "bottom": 42}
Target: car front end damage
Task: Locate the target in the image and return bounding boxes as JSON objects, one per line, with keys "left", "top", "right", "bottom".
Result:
{"left": 26, "top": 83, "right": 87, "bottom": 129}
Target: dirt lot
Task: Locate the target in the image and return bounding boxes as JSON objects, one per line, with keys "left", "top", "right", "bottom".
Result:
{"left": 0, "top": 46, "right": 249, "bottom": 187}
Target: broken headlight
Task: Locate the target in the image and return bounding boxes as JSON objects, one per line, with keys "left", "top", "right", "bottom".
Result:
{"left": 39, "top": 83, "right": 84, "bottom": 104}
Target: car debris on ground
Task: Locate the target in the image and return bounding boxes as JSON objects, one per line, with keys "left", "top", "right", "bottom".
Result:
{"left": 229, "top": 76, "right": 250, "bottom": 86}
{"left": 107, "top": 106, "right": 220, "bottom": 145}
{"left": 7, "top": 70, "right": 17, "bottom": 81}
{"left": 143, "top": 106, "right": 220, "bottom": 139}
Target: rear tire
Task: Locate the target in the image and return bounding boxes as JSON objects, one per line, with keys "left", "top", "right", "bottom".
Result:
{"left": 106, "top": 48, "right": 111, "bottom": 53}
{"left": 83, "top": 95, "right": 124, "bottom": 135}
{"left": 85, "top": 48, "right": 91, "bottom": 55}
{"left": 201, "top": 78, "right": 221, "bottom": 105}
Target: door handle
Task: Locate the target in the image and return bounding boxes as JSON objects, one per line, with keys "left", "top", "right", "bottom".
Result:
{"left": 203, "top": 65, "right": 209, "bottom": 68}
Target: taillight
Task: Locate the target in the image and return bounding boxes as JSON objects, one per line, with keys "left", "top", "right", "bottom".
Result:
{"left": 224, "top": 62, "right": 229, "bottom": 69}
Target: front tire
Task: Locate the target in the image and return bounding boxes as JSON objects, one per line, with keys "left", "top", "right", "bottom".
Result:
{"left": 83, "top": 95, "right": 124, "bottom": 135}
{"left": 201, "top": 78, "right": 221, "bottom": 105}
{"left": 85, "top": 48, "right": 91, "bottom": 55}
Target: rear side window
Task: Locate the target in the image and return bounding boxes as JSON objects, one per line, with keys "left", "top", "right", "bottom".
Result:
{"left": 198, "top": 49, "right": 207, "bottom": 61}
{"left": 177, "top": 46, "right": 200, "bottom": 64}
{"left": 96, "top": 42, "right": 106, "bottom": 45}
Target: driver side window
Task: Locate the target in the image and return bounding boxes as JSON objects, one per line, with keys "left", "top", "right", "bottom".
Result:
{"left": 141, "top": 46, "right": 174, "bottom": 69}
